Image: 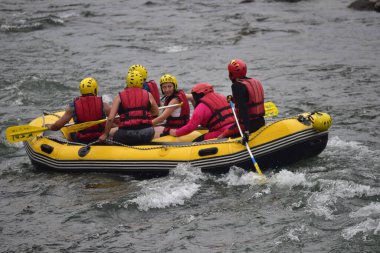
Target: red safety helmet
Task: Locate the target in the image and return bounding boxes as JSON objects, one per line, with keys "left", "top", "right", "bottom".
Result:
{"left": 228, "top": 59, "right": 247, "bottom": 80}
{"left": 191, "top": 83, "right": 214, "bottom": 95}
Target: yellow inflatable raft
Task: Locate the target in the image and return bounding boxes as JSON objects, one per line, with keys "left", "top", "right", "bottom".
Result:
{"left": 19, "top": 111, "right": 332, "bottom": 176}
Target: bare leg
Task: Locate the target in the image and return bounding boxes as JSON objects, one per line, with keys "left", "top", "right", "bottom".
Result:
{"left": 153, "top": 126, "right": 164, "bottom": 139}
{"left": 109, "top": 127, "right": 118, "bottom": 139}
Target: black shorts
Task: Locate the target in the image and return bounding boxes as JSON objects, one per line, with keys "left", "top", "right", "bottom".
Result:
{"left": 113, "top": 127, "right": 154, "bottom": 145}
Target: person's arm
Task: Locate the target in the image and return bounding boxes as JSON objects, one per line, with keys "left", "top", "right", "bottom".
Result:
{"left": 48, "top": 107, "right": 72, "bottom": 131}
{"left": 152, "top": 98, "right": 179, "bottom": 126}
{"left": 232, "top": 83, "right": 250, "bottom": 132}
{"left": 148, "top": 92, "right": 159, "bottom": 117}
{"left": 99, "top": 96, "right": 119, "bottom": 141}
{"left": 170, "top": 104, "right": 208, "bottom": 137}
{"left": 186, "top": 93, "right": 196, "bottom": 107}
{"left": 102, "top": 102, "right": 111, "bottom": 117}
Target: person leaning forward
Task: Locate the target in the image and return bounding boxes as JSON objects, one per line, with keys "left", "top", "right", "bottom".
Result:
{"left": 48, "top": 77, "right": 111, "bottom": 143}
{"left": 98, "top": 71, "right": 159, "bottom": 145}
{"left": 169, "top": 83, "right": 235, "bottom": 142}
{"left": 219, "top": 59, "right": 265, "bottom": 143}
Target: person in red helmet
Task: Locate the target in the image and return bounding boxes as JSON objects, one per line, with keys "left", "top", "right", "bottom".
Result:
{"left": 220, "top": 59, "right": 265, "bottom": 143}
{"left": 169, "top": 83, "right": 235, "bottom": 141}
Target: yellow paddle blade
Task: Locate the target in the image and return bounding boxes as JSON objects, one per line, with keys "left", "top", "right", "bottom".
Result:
{"left": 264, "top": 101, "right": 279, "bottom": 118}
{"left": 254, "top": 162, "right": 263, "bottom": 176}
{"left": 6, "top": 125, "right": 48, "bottom": 143}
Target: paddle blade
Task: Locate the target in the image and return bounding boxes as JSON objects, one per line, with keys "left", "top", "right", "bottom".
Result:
{"left": 264, "top": 101, "right": 279, "bottom": 118}
{"left": 6, "top": 125, "right": 48, "bottom": 143}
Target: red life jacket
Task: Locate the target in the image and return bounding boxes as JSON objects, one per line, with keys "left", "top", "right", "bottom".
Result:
{"left": 118, "top": 88, "right": 152, "bottom": 129}
{"left": 199, "top": 92, "right": 235, "bottom": 131}
{"left": 163, "top": 90, "right": 190, "bottom": 133}
{"left": 146, "top": 80, "right": 161, "bottom": 106}
{"left": 234, "top": 78, "right": 265, "bottom": 122}
{"left": 73, "top": 96, "right": 105, "bottom": 141}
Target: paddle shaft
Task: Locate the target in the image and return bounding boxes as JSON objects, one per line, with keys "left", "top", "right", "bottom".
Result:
{"left": 229, "top": 101, "right": 264, "bottom": 176}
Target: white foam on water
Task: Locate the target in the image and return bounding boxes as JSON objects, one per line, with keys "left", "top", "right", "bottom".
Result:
{"left": 274, "top": 224, "right": 308, "bottom": 245}
{"left": 349, "top": 202, "right": 380, "bottom": 218}
{"left": 328, "top": 136, "right": 364, "bottom": 149}
{"left": 57, "top": 11, "right": 78, "bottom": 19}
{"left": 269, "top": 169, "right": 312, "bottom": 188}
{"left": 217, "top": 166, "right": 263, "bottom": 186}
{"left": 341, "top": 218, "right": 380, "bottom": 240}
{"left": 307, "top": 179, "right": 380, "bottom": 220}
{"left": 157, "top": 45, "right": 189, "bottom": 53}
{"left": 325, "top": 136, "right": 379, "bottom": 162}
{"left": 252, "top": 187, "right": 272, "bottom": 199}
{"left": 3, "top": 140, "right": 24, "bottom": 149}
{"left": 102, "top": 94, "right": 114, "bottom": 104}
{"left": 127, "top": 163, "right": 203, "bottom": 211}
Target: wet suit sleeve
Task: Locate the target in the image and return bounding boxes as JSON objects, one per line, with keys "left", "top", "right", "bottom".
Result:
{"left": 232, "top": 82, "right": 250, "bottom": 132}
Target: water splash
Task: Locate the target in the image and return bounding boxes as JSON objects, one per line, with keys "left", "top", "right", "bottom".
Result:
{"left": 127, "top": 163, "right": 204, "bottom": 211}
{"left": 275, "top": 224, "right": 309, "bottom": 244}
{"left": 349, "top": 202, "right": 380, "bottom": 218}
{"left": 307, "top": 179, "right": 380, "bottom": 220}
{"left": 326, "top": 136, "right": 379, "bottom": 160}
{"left": 217, "top": 166, "right": 263, "bottom": 186}
{"left": 341, "top": 218, "right": 380, "bottom": 240}
{"left": 269, "top": 169, "right": 312, "bottom": 189}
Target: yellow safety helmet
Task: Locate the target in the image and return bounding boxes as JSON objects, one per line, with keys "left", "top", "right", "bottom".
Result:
{"left": 309, "top": 112, "right": 333, "bottom": 132}
{"left": 128, "top": 64, "right": 148, "bottom": 82}
{"left": 79, "top": 77, "right": 98, "bottom": 96}
{"left": 126, "top": 70, "right": 144, "bottom": 88}
{"left": 160, "top": 74, "right": 178, "bottom": 92}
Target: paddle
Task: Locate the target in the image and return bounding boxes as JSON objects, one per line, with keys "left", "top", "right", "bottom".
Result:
{"left": 6, "top": 125, "right": 49, "bottom": 143}
{"left": 6, "top": 103, "right": 183, "bottom": 143}
{"left": 264, "top": 101, "right": 278, "bottom": 118}
{"left": 229, "top": 100, "right": 264, "bottom": 176}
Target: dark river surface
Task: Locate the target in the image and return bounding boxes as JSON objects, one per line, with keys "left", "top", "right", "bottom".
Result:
{"left": 1, "top": 0, "right": 379, "bottom": 252}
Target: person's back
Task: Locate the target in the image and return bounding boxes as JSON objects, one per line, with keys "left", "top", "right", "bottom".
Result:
{"left": 72, "top": 94, "right": 105, "bottom": 142}
{"left": 221, "top": 59, "right": 265, "bottom": 139}
{"left": 232, "top": 77, "right": 265, "bottom": 132}
{"left": 48, "top": 77, "right": 110, "bottom": 143}
{"left": 170, "top": 83, "right": 234, "bottom": 141}
{"left": 98, "top": 71, "right": 159, "bottom": 145}
{"left": 198, "top": 90, "right": 235, "bottom": 132}
{"left": 118, "top": 87, "right": 153, "bottom": 130}
{"left": 128, "top": 64, "right": 161, "bottom": 106}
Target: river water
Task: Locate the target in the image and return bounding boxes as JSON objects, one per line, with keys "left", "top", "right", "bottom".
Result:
{"left": 1, "top": 0, "right": 379, "bottom": 252}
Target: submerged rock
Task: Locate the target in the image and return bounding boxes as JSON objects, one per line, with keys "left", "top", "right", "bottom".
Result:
{"left": 348, "top": 0, "right": 380, "bottom": 12}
